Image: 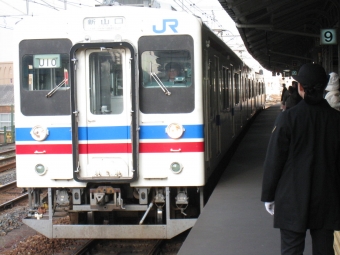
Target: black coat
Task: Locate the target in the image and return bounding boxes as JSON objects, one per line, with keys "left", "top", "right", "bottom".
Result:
{"left": 261, "top": 99, "right": 340, "bottom": 232}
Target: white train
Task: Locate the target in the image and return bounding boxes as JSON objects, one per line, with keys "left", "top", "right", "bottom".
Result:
{"left": 13, "top": 0, "right": 265, "bottom": 239}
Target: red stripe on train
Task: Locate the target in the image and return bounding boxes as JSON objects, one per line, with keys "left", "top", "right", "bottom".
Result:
{"left": 16, "top": 142, "right": 204, "bottom": 154}
{"left": 16, "top": 144, "right": 72, "bottom": 154}
{"left": 140, "top": 142, "right": 204, "bottom": 152}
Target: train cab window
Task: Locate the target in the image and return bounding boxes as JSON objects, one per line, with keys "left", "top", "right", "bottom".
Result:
{"left": 21, "top": 54, "right": 69, "bottom": 91}
{"left": 141, "top": 50, "right": 192, "bottom": 88}
{"left": 139, "top": 35, "right": 194, "bottom": 114}
{"left": 19, "top": 39, "right": 72, "bottom": 116}
{"left": 88, "top": 51, "right": 123, "bottom": 115}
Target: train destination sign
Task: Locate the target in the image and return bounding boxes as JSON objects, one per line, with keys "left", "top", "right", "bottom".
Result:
{"left": 84, "top": 17, "right": 125, "bottom": 31}
{"left": 320, "top": 29, "right": 337, "bottom": 45}
{"left": 33, "top": 54, "right": 61, "bottom": 68}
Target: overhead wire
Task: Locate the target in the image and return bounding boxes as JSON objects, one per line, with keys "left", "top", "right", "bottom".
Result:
{"left": 0, "top": 0, "right": 26, "bottom": 15}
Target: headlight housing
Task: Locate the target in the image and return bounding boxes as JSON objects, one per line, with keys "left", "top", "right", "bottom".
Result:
{"left": 30, "top": 125, "right": 49, "bottom": 141}
{"left": 165, "top": 123, "right": 185, "bottom": 139}
{"left": 170, "top": 162, "right": 183, "bottom": 174}
{"left": 35, "top": 164, "right": 47, "bottom": 175}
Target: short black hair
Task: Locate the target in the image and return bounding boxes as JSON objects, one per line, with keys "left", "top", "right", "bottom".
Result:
{"left": 165, "top": 62, "right": 182, "bottom": 71}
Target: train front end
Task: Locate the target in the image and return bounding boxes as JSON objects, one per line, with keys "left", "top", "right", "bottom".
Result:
{"left": 14, "top": 5, "right": 205, "bottom": 239}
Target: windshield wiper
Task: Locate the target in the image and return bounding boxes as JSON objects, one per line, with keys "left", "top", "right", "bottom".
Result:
{"left": 46, "top": 78, "right": 68, "bottom": 98}
{"left": 150, "top": 72, "right": 171, "bottom": 96}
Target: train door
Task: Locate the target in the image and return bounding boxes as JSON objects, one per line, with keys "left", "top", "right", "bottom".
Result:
{"left": 203, "top": 52, "right": 220, "bottom": 164}
{"left": 70, "top": 43, "right": 138, "bottom": 182}
{"left": 215, "top": 56, "right": 221, "bottom": 155}
{"left": 203, "top": 50, "right": 211, "bottom": 161}
{"left": 234, "top": 72, "right": 240, "bottom": 130}
{"left": 207, "top": 55, "right": 218, "bottom": 160}
{"left": 222, "top": 66, "right": 232, "bottom": 142}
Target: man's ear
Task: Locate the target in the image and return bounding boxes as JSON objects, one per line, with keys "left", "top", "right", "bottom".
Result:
{"left": 298, "top": 83, "right": 304, "bottom": 92}
{"left": 297, "top": 83, "right": 305, "bottom": 98}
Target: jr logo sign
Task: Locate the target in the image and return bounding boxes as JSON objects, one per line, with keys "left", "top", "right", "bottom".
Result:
{"left": 153, "top": 19, "right": 178, "bottom": 33}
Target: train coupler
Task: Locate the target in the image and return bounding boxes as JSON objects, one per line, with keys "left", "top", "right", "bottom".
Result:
{"left": 89, "top": 186, "right": 123, "bottom": 210}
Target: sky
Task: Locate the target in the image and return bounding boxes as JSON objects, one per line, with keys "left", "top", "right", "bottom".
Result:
{"left": 0, "top": 0, "right": 262, "bottom": 70}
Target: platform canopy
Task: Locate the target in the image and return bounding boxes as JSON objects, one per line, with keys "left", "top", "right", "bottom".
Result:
{"left": 218, "top": 0, "right": 340, "bottom": 74}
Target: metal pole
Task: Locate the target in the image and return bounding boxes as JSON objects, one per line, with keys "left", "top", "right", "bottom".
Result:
{"left": 3, "top": 126, "right": 6, "bottom": 145}
{"left": 26, "top": 0, "right": 29, "bottom": 15}
{"left": 11, "top": 105, "right": 14, "bottom": 143}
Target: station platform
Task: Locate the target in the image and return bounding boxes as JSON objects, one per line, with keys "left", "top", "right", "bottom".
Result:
{"left": 178, "top": 104, "right": 313, "bottom": 255}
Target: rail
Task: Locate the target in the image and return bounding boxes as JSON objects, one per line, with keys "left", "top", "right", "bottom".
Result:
{"left": 0, "top": 149, "right": 16, "bottom": 173}
{"left": 0, "top": 181, "right": 28, "bottom": 210}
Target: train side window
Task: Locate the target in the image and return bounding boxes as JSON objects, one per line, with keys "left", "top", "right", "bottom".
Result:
{"left": 252, "top": 81, "right": 254, "bottom": 96}
{"left": 234, "top": 73, "right": 240, "bottom": 105}
{"left": 89, "top": 51, "right": 123, "bottom": 115}
{"left": 248, "top": 79, "right": 251, "bottom": 99}
{"left": 209, "top": 59, "right": 214, "bottom": 118}
{"left": 243, "top": 77, "right": 246, "bottom": 101}
{"left": 259, "top": 82, "right": 262, "bottom": 95}
{"left": 222, "top": 67, "right": 229, "bottom": 110}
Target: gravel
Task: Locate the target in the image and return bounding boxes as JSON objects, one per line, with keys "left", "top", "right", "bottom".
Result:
{"left": 0, "top": 207, "right": 27, "bottom": 236}
{"left": 0, "top": 169, "right": 16, "bottom": 185}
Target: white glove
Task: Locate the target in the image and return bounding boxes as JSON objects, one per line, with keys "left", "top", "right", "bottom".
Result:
{"left": 265, "top": 202, "right": 275, "bottom": 215}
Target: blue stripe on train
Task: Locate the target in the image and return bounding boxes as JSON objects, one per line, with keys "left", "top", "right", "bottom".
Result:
{"left": 15, "top": 124, "right": 204, "bottom": 141}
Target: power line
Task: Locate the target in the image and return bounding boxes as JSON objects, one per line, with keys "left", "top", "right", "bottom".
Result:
{"left": 0, "top": 0, "right": 26, "bottom": 15}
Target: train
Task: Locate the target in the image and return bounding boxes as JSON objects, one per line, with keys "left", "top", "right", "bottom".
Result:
{"left": 13, "top": 0, "right": 265, "bottom": 239}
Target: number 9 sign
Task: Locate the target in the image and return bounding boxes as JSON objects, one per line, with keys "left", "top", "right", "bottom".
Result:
{"left": 320, "top": 29, "right": 337, "bottom": 45}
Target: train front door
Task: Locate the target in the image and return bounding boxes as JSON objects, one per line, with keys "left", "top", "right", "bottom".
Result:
{"left": 70, "top": 43, "right": 138, "bottom": 182}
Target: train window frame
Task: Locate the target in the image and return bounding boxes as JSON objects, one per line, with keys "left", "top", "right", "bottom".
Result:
{"left": 138, "top": 35, "right": 194, "bottom": 114}
{"left": 19, "top": 39, "right": 72, "bottom": 116}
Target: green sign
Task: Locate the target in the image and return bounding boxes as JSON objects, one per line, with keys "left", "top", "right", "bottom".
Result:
{"left": 34, "top": 54, "right": 61, "bottom": 68}
{"left": 320, "top": 29, "right": 337, "bottom": 45}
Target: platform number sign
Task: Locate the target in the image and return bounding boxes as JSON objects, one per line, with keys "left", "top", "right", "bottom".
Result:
{"left": 320, "top": 29, "right": 337, "bottom": 45}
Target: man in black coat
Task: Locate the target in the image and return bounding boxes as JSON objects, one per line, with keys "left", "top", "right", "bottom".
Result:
{"left": 261, "top": 63, "right": 340, "bottom": 255}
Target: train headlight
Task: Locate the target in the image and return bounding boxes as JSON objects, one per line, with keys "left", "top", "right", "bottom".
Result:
{"left": 35, "top": 164, "right": 47, "bottom": 175}
{"left": 30, "top": 125, "right": 49, "bottom": 141}
{"left": 166, "top": 123, "right": 185, "bottom": 139}
{"left": 170, "top": 162, "right": 183, "bottom": 174}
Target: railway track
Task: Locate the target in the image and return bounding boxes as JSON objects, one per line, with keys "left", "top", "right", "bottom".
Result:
{"left": 74, "top": 238, "right": 167, "bottom": 255}
{"left": 0, "top": 180, "right": 28, "bottom": 210}
{"left": 0, "top": 149, "right": 16, "bottom": 173}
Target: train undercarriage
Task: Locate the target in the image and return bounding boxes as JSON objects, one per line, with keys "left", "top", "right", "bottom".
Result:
{"left": 23, "top": 185, "right": 203, "bottom": 239}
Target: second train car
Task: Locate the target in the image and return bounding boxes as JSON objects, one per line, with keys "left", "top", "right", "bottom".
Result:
{"left": 13, "top": 0, "right": 265, "bottom": 239}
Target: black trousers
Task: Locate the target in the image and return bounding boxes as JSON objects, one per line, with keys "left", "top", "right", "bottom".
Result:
{"left": 280, "top": 229, "right": 334, "bottom": 255}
